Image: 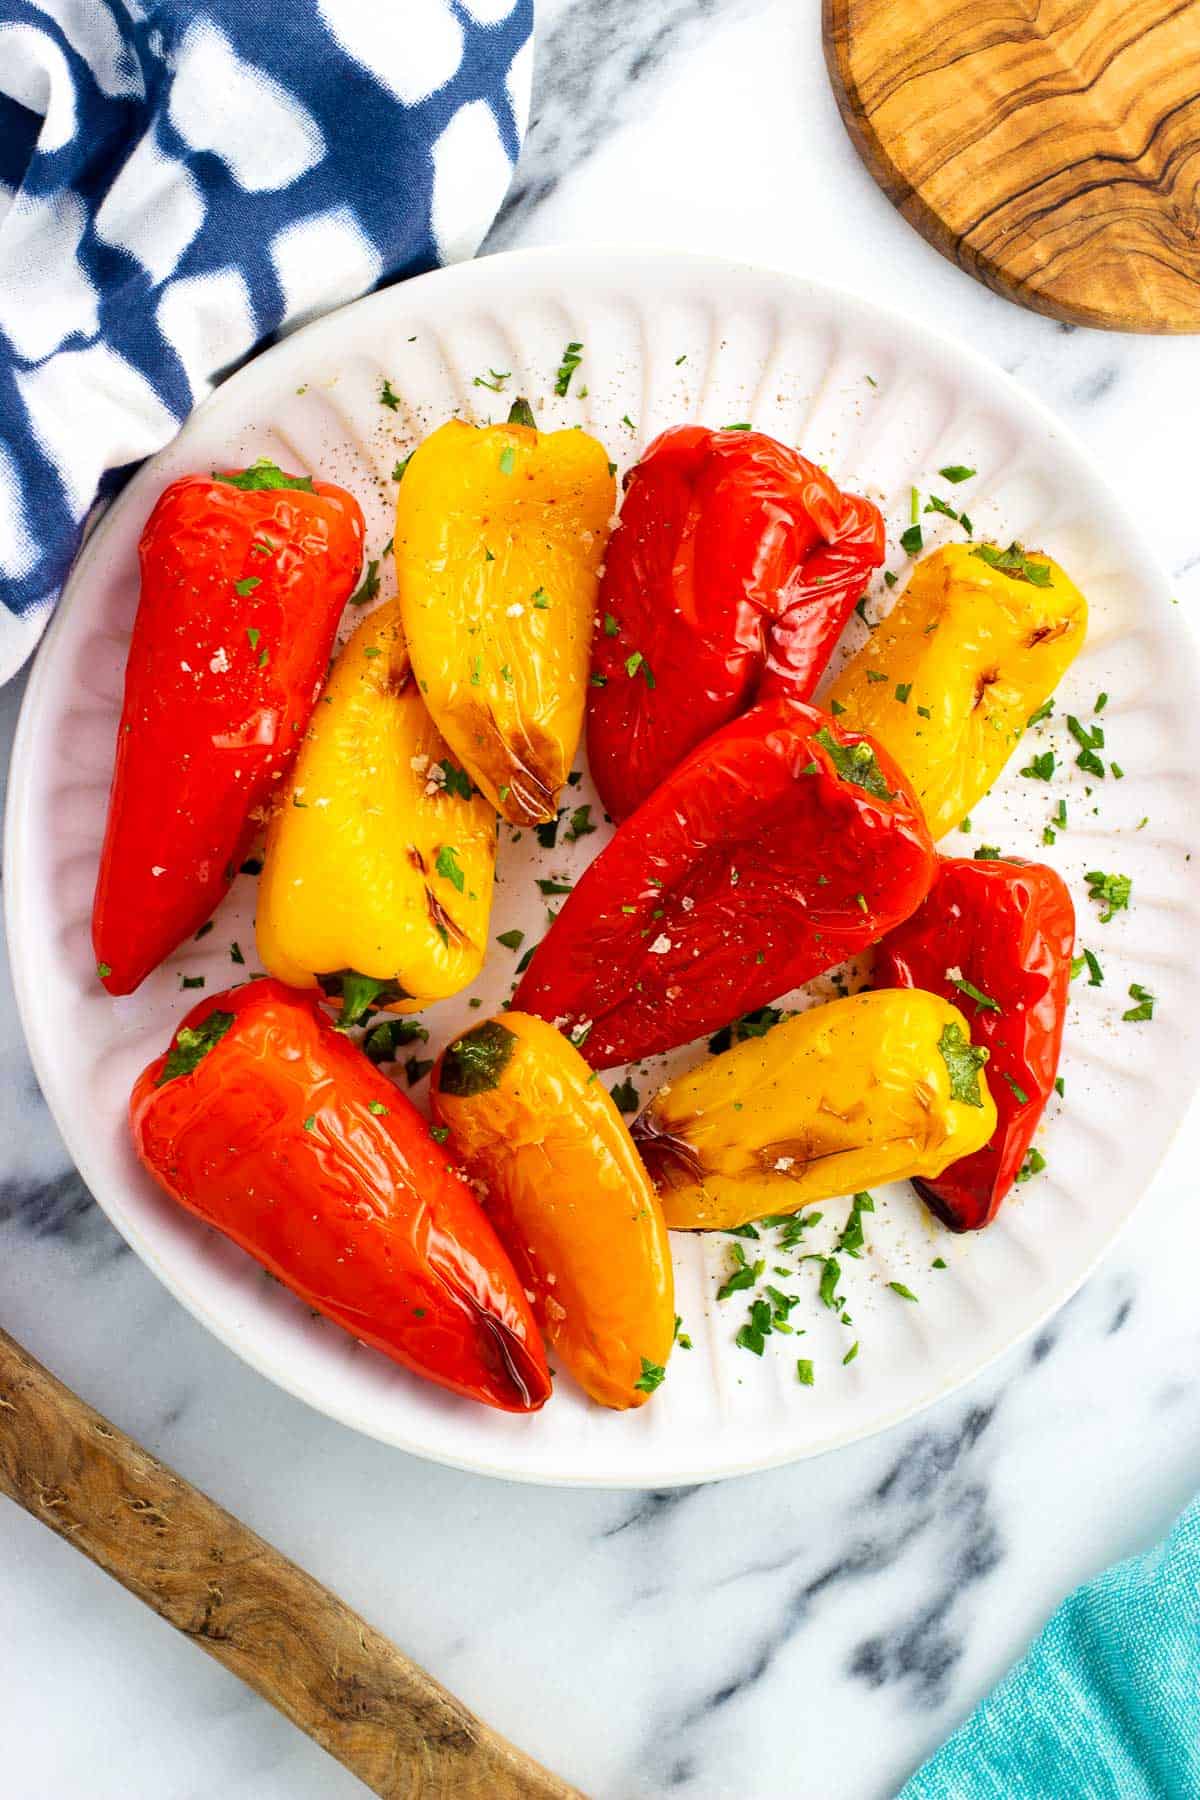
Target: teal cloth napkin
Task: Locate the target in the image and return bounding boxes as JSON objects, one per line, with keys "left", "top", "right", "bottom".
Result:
{"left": 901, "top": 1498, "right": 1200, "bottom": 1799}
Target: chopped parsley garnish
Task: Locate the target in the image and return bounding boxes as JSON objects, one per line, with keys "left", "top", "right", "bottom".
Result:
{"left": 939, "top": 465, "right": 976, "bottom": 484}
{"left": 156, "top": 1012, "right": 235, "bottom": 1086}
{"left": 473, "top": 368, "right": 510, "bottom": 392}
{"left": 565, "top": 804, "right": 595, "bottom": 842}
{"left": 796, "top": 1358, "right": 815, "bottom": 1386}
{"left": 1054, "top": 1077, "right": 1065, "bottom": 1098}
{"left": 818, "top": 1258, "right": 842, "bottom": 1311}
{"left": 1016, "top": 1147, "right": 1046, "bottom": 1183}
{"left": 894, "top": 682, "right": 911, "bottom": 704}
{"left": 233, "top": 576, "right": 260, "bottom": 596}
{"left": 230, "top": 942, "right": 245, "bottom": 965}
{"left": 180, "top": 974, "right": 205, "bottom": 990}
{"left": 813, "top": 727, "right": 891, "bottom": 800}
{"left": 888, "top": 1282, "right": 919, "bottom": 1302}
{"left": 949, "top": 974, "right": 1000, "bottom": 1013}
{"left": 708, "top": 1006, "right": 782, "bottom": 1055}
{"left": 438, "top": 759, "right": 472, "bottom": 800}
{"left": 363, "top": 1018, "right": 428, "bottom": 1063}
{"left": 349, "top": 559, "right": 381, "bottom": 606}
{"left": 970, "top": 541, "right": 1052, "bottom": 586}
{"left": 367, "top": 1100, "right": 389, "bottom": 1116}
{"left": 392, "top": 456, "right": 411, "bottom": 482}
{"left": 1020, "top": 750, "right": 1055, "bottom": 781}
{"left": 246, "top": 627, "right": 261, "bottom": 652}
{"left": 537, "top": 878, "right": 573, "bottom": 896}
{"left": 215, "top": 458, "right": 315, "bottom": 493}
{"left": 1002, "top": 1073, "right": 1030, "bottom": 1105}
{"left": 634, "top": 1357, "right": 666, "bottom": 1393}
{"left": 843, "top": 1342, "right": 860, "bottom": 1365}
{"left": 303, "top": 1115, "right": 316, "bottom": 1132}
{"left": 1026, "top": 698, "right": 1054, "bottom": 728}
{"left": 379, "top": 379, "right": 400, "bottom": 410}
{"left": 1123, "top": 982, "right": 1155, "bottom": 1022}
{"left": 498, "top": 445, "right": 516, "bottom": 475}
{"left": 497, "top": 928, "right": 524, "bottom": 951}
{"left": 625, "top": 649, "right": 656, "bottom": 687}
{"left": 405, "top": 1055, "right": 435, "bottom": 1087}
{"left": 535, "top": 811, "right": 562, "bottom": 850}
{"left": 835, "top": 1191, "right": 874, "bottom": 1259}
{"left": 724, "top": 422, "right": 752, "bottom": 432}
{"left": 900, "top": 523, "right": 923, "bottom": 557}
{"left": 866, "top": 669, "right": 888, "bottom": 683}
{"left": 603, "top": 612, "right": 620, "bottom": 637}
{"left": 736, "top": 1299, "right": 774, "bottom": 1355}
{"left": 430, "top": 1124, "right": 450, "bottom": 1144}
{"left": 194, "top": 921, "right": 214, "bottom": 940}
{"left": 1085, "top": 870, "right": 1131, "bottom": 922}
{"left": 435, "top": 845, "right": 466, "bottom": 892}
{"left": 554, "top": 342, "right": 583, "bottom": 396}
{"left": 937, "top": 1021, "right": 989, "bottom": 1106}
{"left": 717, "top": 1243, "right": 762, "bottom": 1301}
{"left": 610, "top": 1076, "right": 640, "bottom": 1113}
{"left": 532, "top": 587, "right": 551, "bottom": 609}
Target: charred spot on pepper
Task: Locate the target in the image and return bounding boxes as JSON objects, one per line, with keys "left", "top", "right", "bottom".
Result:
{"left": 1026, "top": 618, "right": 1072, "bottom": 648}
{"left": 630, "top": 1109, "right": 705, "bottom": 1187}
{"left": 439, "top": 1019, "right": 518, "bottom": 1096}
{"left": 426, "top": 888, "right": 468, "bottom": 948}
{"left": 973, "top": 669, "right": 1000, "bottom": 710}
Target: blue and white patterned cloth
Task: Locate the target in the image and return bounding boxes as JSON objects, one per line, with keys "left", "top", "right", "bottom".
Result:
{"left": 0, "top": 0, "right": 533, "bottom": 680}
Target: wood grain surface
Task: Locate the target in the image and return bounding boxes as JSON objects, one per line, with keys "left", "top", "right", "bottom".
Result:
{"left": 0, "top": 1327, "right": 583, "bottom": 1800}
{"left": 823, "top": 0, "right": 1200, "bottom": 332}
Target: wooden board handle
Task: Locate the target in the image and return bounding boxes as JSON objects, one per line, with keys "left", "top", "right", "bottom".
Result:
{"left": 0, "top": 1327, "right": 583, "bottom": 1799}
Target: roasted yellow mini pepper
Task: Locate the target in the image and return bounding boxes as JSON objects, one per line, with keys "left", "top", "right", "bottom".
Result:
{"left": 633, "top": 989, "right": 997, "bottom": 1231}
{"left": 431, "top": 1012, "right": 675, "bottom": 1410}
{"left": 256, "top": 597, "right": 496, "bottom": 1022}
{"left": 394, "top": 403, "right": 615, "bottom": 827}
{"left": 827, "top": 542, "right": 1087, "bottom": 840}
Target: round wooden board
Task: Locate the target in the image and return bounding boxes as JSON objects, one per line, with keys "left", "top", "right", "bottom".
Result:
{"left": 823, "top": 0, "right": 1200, "bottom": 333}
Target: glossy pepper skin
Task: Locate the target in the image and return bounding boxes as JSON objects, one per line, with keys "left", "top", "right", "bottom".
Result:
{"left": 393, "top": 407, "right": 614, "bottom": 827}
{"left": 587, "top": 426, "right": 885, "bottom": 820}
{"left": 130, "top": 980, "right": 551, "bottom": 1413}
{"left": 431, "top": 1013, "right": 674, "bottom": 1409}
{"left": 634, "top": 989, "right": 997, "bottom": 1231}
{"left": 827, "top": 542, "right": 1087, "bottom": 841}
{"left": 515, "top": 697, "right": 936, "bottom": 1070}
{"left": 256, "top": 597, "right": 496, "bottom": 1021}
{"left": 875, "top": 856, "right": 1074, "bottom": 1231}
{"left": 93, "top": 464, "right": 365, "bottom": 995}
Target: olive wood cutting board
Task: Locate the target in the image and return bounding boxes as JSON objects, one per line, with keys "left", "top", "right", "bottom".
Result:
{"left": 823, "top": 0, "right": 1200, "bottom": 331}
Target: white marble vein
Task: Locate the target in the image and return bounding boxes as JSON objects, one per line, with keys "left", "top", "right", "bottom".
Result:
{"left": 5, "top": 1, "right": 1200, "bottom": 1794}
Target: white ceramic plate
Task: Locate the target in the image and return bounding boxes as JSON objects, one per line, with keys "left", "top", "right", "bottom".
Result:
{"left": 8, "top": 248, "right": 1200, "bottom": 1487}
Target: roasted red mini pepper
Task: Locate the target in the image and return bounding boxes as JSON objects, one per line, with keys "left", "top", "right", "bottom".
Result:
{"left": 587, "top": 425, "right": 884, "bottom": 820}
{"left": 93, "top": 462, "right": 365, "bottom": 994}
{"left": 515, "top": 697, "right": 936, "bottom": 1069}
{"left": 874, "top": 855, "right": 1074, "bottom": 1231}
{"left": 130, "top": 979, "right": 551, "bottom": 1413}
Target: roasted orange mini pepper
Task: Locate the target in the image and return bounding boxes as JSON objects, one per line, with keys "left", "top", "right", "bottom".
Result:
{"left": 431, "top": 1012, "right": 674, "bottom": 1409}
{"left": 394, "top": 401, "right": 614, "bottom": 827}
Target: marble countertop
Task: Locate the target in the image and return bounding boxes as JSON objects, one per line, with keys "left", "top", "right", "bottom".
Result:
{"left": 5, "top": 3, "right": 1200, "bottom": 1795}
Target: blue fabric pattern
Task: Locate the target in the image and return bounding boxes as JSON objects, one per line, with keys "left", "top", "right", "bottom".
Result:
{"left": 0, "top": 0, "right": 533, "bottom": 678}
{"left": 902, "top": 1495, "right": 1200, "bottom": 1800}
